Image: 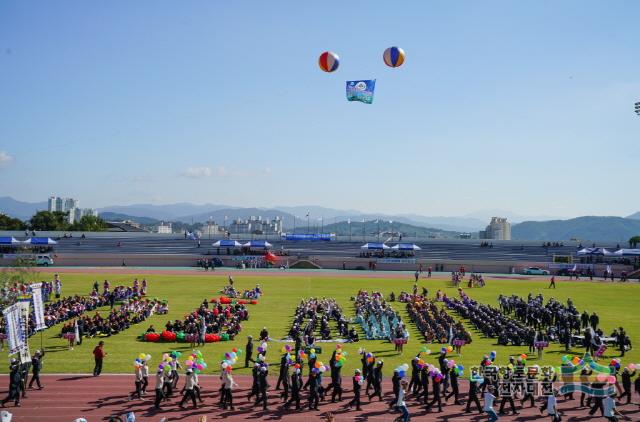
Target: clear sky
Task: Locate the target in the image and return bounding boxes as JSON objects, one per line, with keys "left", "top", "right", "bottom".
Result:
{"left": 0, "top": 1, "right": 638, "bottom": 218}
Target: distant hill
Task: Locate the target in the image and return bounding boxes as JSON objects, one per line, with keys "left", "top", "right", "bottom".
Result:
{"left": 627, "top": 211, "right": 640, "bottom": 220}
{"left": 322, "top": 220, "right": 462, "bottom": 239}
{"left": 100, "top": 202, "right": 231, "bottom": 220}
{"left": 512, "top": 216, "right": 640, "bottom": 242}
{"left": 0, "top": 197, "right": 47, "bottom": 220}
{"left": 99, "top": 212, "right": 160, "bottom": 225}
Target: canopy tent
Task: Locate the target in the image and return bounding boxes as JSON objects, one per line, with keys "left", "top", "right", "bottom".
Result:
{"left": 212, "top": 240, "right": 242, "bottom": 248}
{"left": 576, "top": 247, "right": 617, "bottom": 256}
{"left": 242, "top": 240, "right": 273, "bottom": 249}
{"left": 0, "top": 237, "right": 21, "bottom": 245}
{"left": 23, "top": 237, "right": 58, "bottom": 245}
{"left": 615, "top": 249, "right": 640, "bottom": 256}
{"left": 391, "top": 243, "right": 422, "bottom": 251}
{"left": 361, "top": 242, "right": 390, "bottom": 250}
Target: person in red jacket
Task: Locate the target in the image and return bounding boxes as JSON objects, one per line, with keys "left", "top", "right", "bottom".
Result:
{"left": 93, "top": 341, "right": 106, "bottom": 376}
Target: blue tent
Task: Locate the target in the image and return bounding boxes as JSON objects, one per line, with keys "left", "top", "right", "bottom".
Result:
{"left": 361, "top": 242, "right": 389, "bottom": 250}
{"left": 391, "top": 243, "right": 422, "bottom": 251}
{"left": 212, "top": 240, "right": 242, "bottom": 248}
{"left": 23, "top": 237, "right": 58, "bottom": 245}
{"left": 576, "top": 247, "right": 616, "bottom": 256}
{"left": 0, "top": 237, "right": 21, "bottom": 245}
{"left": 242, "top": 240, "right": 273, "bottom": 249}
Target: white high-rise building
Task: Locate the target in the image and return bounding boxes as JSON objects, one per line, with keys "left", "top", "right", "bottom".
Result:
{"left": 156, "top": 222, "right": 172, "bottom": 234}
{"left": 46, "top": 196, "right": 98, "bottom": 224}
{"left": 479, "top": 217, "right": 511, "bottom": 240}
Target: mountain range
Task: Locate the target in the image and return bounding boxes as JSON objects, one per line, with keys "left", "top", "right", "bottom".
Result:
{"left": 1, "top": 196, "right": 639, "bottom": 241}
{"left": 512, "top": 216, "right": 640, "bottom": 242}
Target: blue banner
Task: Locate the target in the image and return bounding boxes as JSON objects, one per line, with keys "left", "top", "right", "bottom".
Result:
{"left": 283, "top": 234, "right": 333, "bottom": 241}
{"left": 346, "top": 80, "right": 375, "bottom": 104}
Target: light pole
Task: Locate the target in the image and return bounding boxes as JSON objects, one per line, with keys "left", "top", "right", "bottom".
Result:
{"left": 208, "top": 216, "right": 212, "bottom": 240}
{"left": 306, "top": 213, "right": 310, "bottom": 234}
{"left": 362, "top": 219, "right": 366, "bottom": 242}
{"left": 293, "top": 216, "right": 296, "bottom": 234}
{"left": 348, "top": 218, "right": 352, "bottom": 241}
{"left": 224, "top": 215, "right": 228, "bottom": 238}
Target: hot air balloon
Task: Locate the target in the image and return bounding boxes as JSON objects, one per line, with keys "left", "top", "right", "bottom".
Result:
{"left": 383, "top": 46, "right": 405, "bottom": 68}
{"left": 318, "top": 51, "right": 339, "bottom": 73}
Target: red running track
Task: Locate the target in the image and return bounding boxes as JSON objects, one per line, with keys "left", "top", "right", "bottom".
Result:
{"left": 2, "top": 375, "right": 639, "bottom": 421}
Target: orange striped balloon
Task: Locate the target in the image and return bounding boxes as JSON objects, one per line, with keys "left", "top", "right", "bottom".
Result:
{"left": 383, "top": 46, "right": 405, "bottom": 68}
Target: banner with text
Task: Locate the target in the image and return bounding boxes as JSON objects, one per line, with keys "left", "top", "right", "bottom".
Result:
{"left": 30, "top": 283, "right": 46, "bottom": 331}
{"left": 3, "top": 304, "right": 24, "bottom": 355}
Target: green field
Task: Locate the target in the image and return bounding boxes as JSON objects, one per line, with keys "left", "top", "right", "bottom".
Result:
{"left": 11, "top": 270, "right": 640, "bottom": 376}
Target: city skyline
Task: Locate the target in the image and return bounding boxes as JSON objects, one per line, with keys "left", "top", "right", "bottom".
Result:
{"left": 1, "top": 1, "right": 639, "bottom": 218}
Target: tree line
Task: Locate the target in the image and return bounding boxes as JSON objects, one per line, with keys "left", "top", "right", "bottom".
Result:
{"left": 0, "top": 211, "right": 107, "bottom": 232}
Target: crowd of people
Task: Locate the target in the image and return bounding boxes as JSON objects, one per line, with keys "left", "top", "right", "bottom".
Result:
{"left": 220, "top": 282, "right": 262, "bottom": 300}
{"left": 406, "top": 297, "right": 471, "bottom": 345}
{"left": 353, "top": 291, "right": 408, "bottom": 346}
{"left": 288, "top": 298, "right": 349, "bottom": 343}
{"left": 161, "top": 300, "right": 249, "bottom": 342}
{"left": 106, "top": 341, "right": 639, "bottom": 421}
{"left": 445, "top": 290, "right": 534, "bottom": 347}
{"left": 451, "top": 272, "right": 486, "bottom": 288}
{"left": 60, "top": 298, "right": 167, "bottom": 346}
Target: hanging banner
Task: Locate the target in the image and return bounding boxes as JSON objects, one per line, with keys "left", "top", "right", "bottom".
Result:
{"left": 30, "top": 283, "right": 46, "bottom": 331}
{"left": 18, "top": 300, "right": 31, "bottom": 361}
{"left": 283, "top": 234, "right": 333, "bottom": 241}
{"left": 346, "top": 79, "right": 376, "bottom": 104}
{"left": 3, "top": 304, "right": 24, "bottom": 355}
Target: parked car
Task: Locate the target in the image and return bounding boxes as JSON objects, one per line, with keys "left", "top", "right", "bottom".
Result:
{"left": 522, "top": 266, "right": 549, "bottom": 275}
{"left": 35, "top": 254, "right": 54, "bottom": 266}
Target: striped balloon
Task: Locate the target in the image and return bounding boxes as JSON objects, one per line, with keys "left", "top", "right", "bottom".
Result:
{"left": 383, "top": 46, "right": 405, "bottom": 68}
{"left": 318, "top": 51, "right": 339, "bottom": 73}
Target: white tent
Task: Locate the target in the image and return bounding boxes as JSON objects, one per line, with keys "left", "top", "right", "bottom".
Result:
{"left": 212, "top": 240, "right": 242, "bottom": 248}
{"left": 616, "top": 249, "right": 640, "bottom": 256}
{"left": 391, "top": 243, "right": 422, "bottom": 251}
{"left": 361, "top": 243, "right": 390, "bottom": 250}
{"left": 242, "top": 240, "right": 273, "bottom": 249}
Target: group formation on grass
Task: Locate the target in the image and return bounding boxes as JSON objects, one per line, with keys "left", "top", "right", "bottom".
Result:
{"left": 1, "top": 272, "right": 639, "bottom": 421}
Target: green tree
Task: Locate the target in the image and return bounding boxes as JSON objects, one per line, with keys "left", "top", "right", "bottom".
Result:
{"left": 630, "top": 236, "right": 640, "bottom": 248}
{"left": 69, "top": 215, "right": 107, "bottom": 232}
{"left": 0, "top": 213, "right": 26, "bottom": 230}
{"left": 29, "top": 211, "right": 70, "bottom": 231}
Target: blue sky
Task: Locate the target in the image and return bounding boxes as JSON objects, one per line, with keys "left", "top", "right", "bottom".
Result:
{"left": 0, "top": 1, "right": 638, "bottom": 217}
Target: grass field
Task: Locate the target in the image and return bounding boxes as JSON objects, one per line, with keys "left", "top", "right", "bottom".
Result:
{"left": 12, "top": 270, "right": 640, "bottom": 376}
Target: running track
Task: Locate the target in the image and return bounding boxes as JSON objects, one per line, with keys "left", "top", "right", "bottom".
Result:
{"left": 3, "top": 375, "right": 639, "bottom": 421}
